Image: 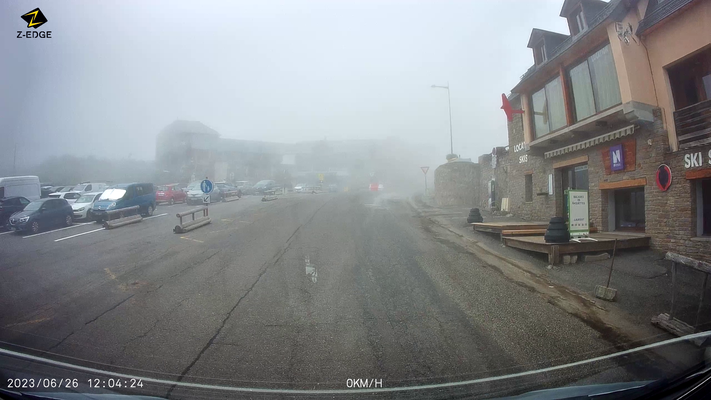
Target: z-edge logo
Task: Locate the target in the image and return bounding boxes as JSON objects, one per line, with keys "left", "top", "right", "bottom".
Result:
{"left": 21, "top": 8, "right": 48, "bottom": 29}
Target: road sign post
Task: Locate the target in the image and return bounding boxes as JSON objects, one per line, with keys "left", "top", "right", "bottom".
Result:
{"left": 201, "top": 179, "right": 213, "bottom": 205}
{"left": 421, "top": 166, "right": 429, "bottom": 195}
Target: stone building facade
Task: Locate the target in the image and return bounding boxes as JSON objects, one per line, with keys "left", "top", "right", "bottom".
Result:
{"left": 493, "top": 0, "right": 711, "bottom": 262}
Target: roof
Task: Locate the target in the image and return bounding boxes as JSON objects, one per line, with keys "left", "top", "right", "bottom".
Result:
{"left": 514, "top": 0, "right": 625, "bottom": 91}
{"left": 560, "top": 0, "right": 609, "bottom": 17}
{"left": 527, "top": 28, "right": 569, "bottom": 48}
{"left": 636, "top": 0, "right": 695, "bottom": 35}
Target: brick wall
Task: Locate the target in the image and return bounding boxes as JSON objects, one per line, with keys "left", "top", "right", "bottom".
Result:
{"left": 648, "top": 144, "right": 711, "bottom": 263}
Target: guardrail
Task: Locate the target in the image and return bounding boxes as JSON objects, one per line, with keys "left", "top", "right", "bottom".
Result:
{"left": 222, "top": 190, "right": 242, "bottom": 202}
{"left": 103, "top": 206, "right": 142, "bottom": 229}
{"left": 174, "top": 206, "right": 211, "bottom": 233}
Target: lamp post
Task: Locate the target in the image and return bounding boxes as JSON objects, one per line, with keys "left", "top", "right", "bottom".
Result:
{"left": 431, "top": 82, "right": 453, "bottom": 155}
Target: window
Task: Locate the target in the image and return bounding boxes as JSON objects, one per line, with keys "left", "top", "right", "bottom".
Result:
{"left": 615, "top": 187, "right": 645, "bottom": 231}
{"left": 574, "top": 10, "right": 587, "bottom": 35}
{"left": 85, "top": 184, "right": 92, "bottom": 191}
{"left": 19, "top": 197, "right": 30, "bottom": 205}
{"left": 698, "top": 179, "right": 711, "bottom": 236}
{"left": 66, "top": 193, "right": 81, "bottom": 200}
{"left": 532, "top": 76, "right": 566, "bottom": 138}
{"left": 535, "top": 44, "right": 547, "bottom": 65}
{"left": 525, "top": 174, "right": 533, "bottom": 202}
{"left": 569, "top": 44, "right": 621, "bottom": 121}
{"left": 562, "top": 164, "right": 589, "bottom": 190}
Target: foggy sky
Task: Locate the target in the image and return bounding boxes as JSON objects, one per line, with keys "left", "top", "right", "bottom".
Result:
{"left": 0, "top": 0, "right": 570, "bottom": 172}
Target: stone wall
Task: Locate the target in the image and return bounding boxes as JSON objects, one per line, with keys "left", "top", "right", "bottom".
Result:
{"left": 434, "top": 161, "right": 481, "bottom": 207}
{"left": 506, "top": 97, "right": 557, "bottom": 221}
{"left": 649, "top": 143, "right": 711, "bottom": 263}
{"left": 478, "top": 149, "right": 509, "bottom": 211}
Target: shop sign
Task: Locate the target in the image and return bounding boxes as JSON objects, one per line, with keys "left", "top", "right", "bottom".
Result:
{"left": 656, "top": 164, "right": 672, "bottom": 191}
{"left": 610, "top": 144, "right": 624, "bottom": 172}
{"left": 566, "top": 190, "right": 589, "bottom": 237}
{"left": 684, "top": 150, "right": 711, "bottom": 168}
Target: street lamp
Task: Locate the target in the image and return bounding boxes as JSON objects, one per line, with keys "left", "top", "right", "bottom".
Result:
{"left": 431, "top": 82, "right": 453, "bottom": 155}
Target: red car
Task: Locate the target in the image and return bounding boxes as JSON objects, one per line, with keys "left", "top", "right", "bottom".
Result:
{"left": 156, "top": 184, "right": 187, "bottom": 205}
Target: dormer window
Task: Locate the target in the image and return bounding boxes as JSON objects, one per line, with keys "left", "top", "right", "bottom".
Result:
{"left": 571, "top": 8, "right": 587, "bottom": 36}
{"left": 534, "top": 41, "right": 547, "bottom": 65}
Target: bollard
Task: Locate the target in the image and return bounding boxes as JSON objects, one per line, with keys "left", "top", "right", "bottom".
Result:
{"left": 174, "top": 206, "right": 211, "bottom": 233}
{"left": 222, "top": 190, "right": 242, "bottom": 202}
{"left": 102, "top": 206, "right": 142, "bottom": 229}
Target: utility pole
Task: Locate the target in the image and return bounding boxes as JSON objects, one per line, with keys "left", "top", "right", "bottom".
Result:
{"left": 431, "top": 82, "right": 454, "bottom": 155}
{"left": 13, "top": 144, "right": 17, "bottom": 175}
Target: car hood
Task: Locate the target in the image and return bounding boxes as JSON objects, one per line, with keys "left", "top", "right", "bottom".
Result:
{"left": 9, "top": 210, "right": 37, "bottom": 220}
{"left": 71, "top": 202, "right": 92, "bottom": 210}
{"left": 187, "top": 190, "right": 205, "bottom": 196}
{"left": 92, "top": 200, "right": 116, "bottom": 210}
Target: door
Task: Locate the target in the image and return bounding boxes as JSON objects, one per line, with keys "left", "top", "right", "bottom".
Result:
{"left": 562, "top": 164, "right": 589, "bottom": 217}
{"left": 42, "top": 200, "right": 59, "bottom": 226}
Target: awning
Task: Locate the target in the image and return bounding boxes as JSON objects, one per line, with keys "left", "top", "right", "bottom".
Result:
{"left": 544, "top": 125, "right": 636, "bottom": 159}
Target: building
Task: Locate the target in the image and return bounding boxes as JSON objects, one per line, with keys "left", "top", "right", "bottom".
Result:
{"left": 501, "top": 0, "right": 710, "bottom": 261}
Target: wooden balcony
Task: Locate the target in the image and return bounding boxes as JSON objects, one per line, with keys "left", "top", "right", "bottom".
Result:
{"left": 675, "top": 99, "right": 711, "bottom": 149}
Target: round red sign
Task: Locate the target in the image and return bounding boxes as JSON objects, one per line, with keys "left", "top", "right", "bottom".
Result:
{"left": 656, "top": 164, "right": 672, "bottom": 191}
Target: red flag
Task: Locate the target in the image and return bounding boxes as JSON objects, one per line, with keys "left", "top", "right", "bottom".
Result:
{"left": 501, "top": 93, "right": 524, "bottom": 122}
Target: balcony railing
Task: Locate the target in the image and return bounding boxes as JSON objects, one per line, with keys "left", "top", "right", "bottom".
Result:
{"left": 674, "top": 99, "right": 711, "bottom": 149}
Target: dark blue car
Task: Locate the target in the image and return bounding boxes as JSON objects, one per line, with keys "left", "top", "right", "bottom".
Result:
{"left": 0, "top": 196, "right": 31, "bottom": 227}
{"left": 7, "top": 198, "right": 73, "bottom": 234}
{"left": 91, "top": 183, "right": 156, "bottom": 222}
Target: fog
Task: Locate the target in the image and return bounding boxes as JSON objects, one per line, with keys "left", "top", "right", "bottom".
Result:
{"left": 0, "top": 0, "right": 569, "bottom": 190}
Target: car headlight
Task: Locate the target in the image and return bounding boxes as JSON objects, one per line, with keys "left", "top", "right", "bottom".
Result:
{"left": 19, "top": 216, "right": 29, "bottom": 223}
{"left": 76, "top": 207, "right": 85, "bottom": 211}
{"left": 107, "top": 202, "right": 116, "bottom": 209}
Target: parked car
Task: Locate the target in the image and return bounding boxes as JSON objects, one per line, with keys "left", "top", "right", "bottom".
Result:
{"left": 48, "top": 191, "right": 82, "bottom": 203}
{"left": 235, "top": 181, "right": 253, "bottom": 194}
{"left": 294, "top": 183, "right": 307, "bottom": 193}
{"left": 71, "top": 192, "right": 103, "bottom": 220}
{"left": 253, "top": 180, "right": 278, "bottom": 195}
{"left": 216, "top": 182, "right": 241, "bottom": 200}
{"left": 91, "top": 183, "right": 156, "bottom": 222}
{"left": 7, "top": 198, "right": 73, "bottom": 234}
{"left": 156, "top": 184, "right": 187, "bottom": 205}
{"left": 186, "top": 181, "right": 225, "bottom": 205}
{"left": 0, "top": 176, "right": 41, "bottom": 201}
{"left": 0, "top": 196, "right": 31, "bottom": 227}
{"left": 71, "top": 182, "right": 108, "bottom": 193}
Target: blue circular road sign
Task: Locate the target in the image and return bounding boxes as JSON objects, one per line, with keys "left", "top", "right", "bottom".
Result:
{"left": 200, "top": 179, "right": 213, "bottom": 194}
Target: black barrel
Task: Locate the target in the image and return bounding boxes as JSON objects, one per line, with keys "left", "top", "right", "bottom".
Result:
{"left": 467, "top": 208, "right": 483, "bottom": 224}
{"left": 544, "top": 216, "right": 570, "bottom": 243}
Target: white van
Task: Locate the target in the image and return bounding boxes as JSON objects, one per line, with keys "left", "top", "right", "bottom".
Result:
{"left": 71, "top": 182, "right": 108, "bottom": 193}
{"left": 0, "top": 176, "right": 41, "bottom": 201}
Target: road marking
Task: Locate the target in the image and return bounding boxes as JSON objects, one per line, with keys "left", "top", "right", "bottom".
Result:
{"left": 22, "top": 222, "right": 94, "bottom": 239}
{"left": 144, "top": 213, "right": 168, "bottom": 220}
{"left": 0, "top": 231, "right": 14, "bottom": 236}
{"left": 180, "top": 236, "right": 204, "bottom": 243}
{"left": 104, "top": 268, "right": 117, "bottom": 280}
{"left": 54, "top": 227, "right": 105, "bottom": 242}
{"left": 4, "top": 317, "right": 51, "bottom": 328}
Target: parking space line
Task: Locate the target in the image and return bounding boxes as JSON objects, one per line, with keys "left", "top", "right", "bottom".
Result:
{"left": 180, "top": 236, "right": 204, "bottom": 243}
{"left": 54, "top": 227, "right": 105, "bottom": 242}
{"left": 22, "top": 222, "right": 94, "bottom": 239}
{"left": 144, "top": 213, "right": 168, "bottom": 220}
{"left": 0, "top": 231, "right": 14, "bottom": 236}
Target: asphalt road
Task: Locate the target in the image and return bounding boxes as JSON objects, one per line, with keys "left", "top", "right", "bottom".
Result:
{"left": 0, "top": 191, "right": 678, "bottom": 399}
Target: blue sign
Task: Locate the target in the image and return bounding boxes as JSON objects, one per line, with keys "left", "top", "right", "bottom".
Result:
{"left": 200, "top": 179, "right": 213, "bottom": 194}
{"left": 610, "top": 144, "right": 624, "bottom": 172}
